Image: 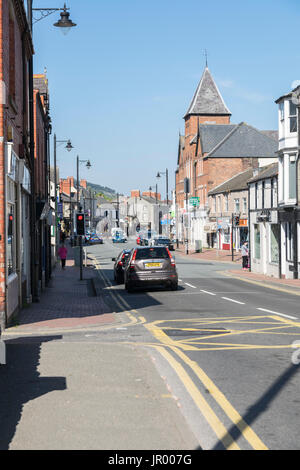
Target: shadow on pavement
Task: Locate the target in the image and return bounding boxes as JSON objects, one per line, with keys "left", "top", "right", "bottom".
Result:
{"left": 213, "top": 363, "right": 300, "bottom": 450}
{"left": 0, "top": 335, "right": 66, "bottom": 450}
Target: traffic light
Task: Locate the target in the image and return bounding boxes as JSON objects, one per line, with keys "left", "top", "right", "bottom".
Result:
{"left": 76, "top": 213, "right": 85, "bottom": 236}
{"left": 8, "top": 213, "right": 13, "bottom": 236}
{"left": 234, "top": 215, "right": 240, "bottom": 226}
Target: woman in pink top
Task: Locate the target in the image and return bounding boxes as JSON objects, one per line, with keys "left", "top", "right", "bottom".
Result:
{"left": 58, "top": 243, "right": 68, "bottom": 269}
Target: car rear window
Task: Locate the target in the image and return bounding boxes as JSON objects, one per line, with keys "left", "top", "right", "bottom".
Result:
{"left": 135, "top": 247, "right": 169, "bottom": 260}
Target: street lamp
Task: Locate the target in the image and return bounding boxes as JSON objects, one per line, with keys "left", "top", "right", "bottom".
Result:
{"left": 76, "top": 156, "right": 92, "bottom": 211}
{"left": 54, "top": 134, "right": 74, "bottom": 251}
{"left": 53, "top": 3, "right": 77, "bottom": 35}
{"left": 149, "top": 184, "right": 158, "bottom": 204}
{"left": 156, "top": 169, "right": 169, "bottom": 205}
{"left": 30, "top": 2, "right": 76, "bottom": 34}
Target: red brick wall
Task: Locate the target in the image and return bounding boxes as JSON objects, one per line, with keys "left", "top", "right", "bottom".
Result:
{"left": 142, "top": 191, "right": 161, "bottom": 200}
{"left": 131, "top": 190, "right": 140, "bottom": 198}
{"left": 0, "top": 0, "right": 32, "bottom": 320}
{"left": 34, "top": 90, "right": 46, "bottom": 199}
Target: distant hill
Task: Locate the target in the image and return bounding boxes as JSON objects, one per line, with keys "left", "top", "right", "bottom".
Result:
{"left": 86, "top": 181, "right": 116, "bottom": 200}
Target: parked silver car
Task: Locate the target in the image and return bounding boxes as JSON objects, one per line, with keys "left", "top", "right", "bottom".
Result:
{"left": 124, "top": 246, "right": 178, "bottom": 292}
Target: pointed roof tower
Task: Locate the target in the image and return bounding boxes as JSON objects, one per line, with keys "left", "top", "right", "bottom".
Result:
{"left": 184, "top": 67, "right": 231, "bottom": 118}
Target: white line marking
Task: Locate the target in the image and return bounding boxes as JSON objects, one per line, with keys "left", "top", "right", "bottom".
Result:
{"left": 200, "top": 290, "right": 216, "bottom": 296}
{"left": 222, "top": 297, "right": 245, "bottom": 305}
{"left": 257, "top": 308, "right": 298, "bottom": 320}
{"left": 185, "top": 283, "right": 197, "bottom": 289}
{"left": 178, "top": 279, "right": 182, "bottom": 282}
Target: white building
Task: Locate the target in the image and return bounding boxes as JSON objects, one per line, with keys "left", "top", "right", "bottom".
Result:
{"left": 248, "top": 163, "right": 279, "bottom": 277}
{"left": 275, "top": 85, "right": 300, "bottom": 279}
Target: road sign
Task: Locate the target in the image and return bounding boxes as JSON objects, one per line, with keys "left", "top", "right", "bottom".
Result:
{"left": 189, "top": 197, "right": 200, "bottom": 207}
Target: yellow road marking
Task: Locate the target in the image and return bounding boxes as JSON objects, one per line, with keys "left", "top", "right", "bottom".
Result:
{"left": 170, "top": 346, "right": 268, "bottom": 450}
{"left": 154, "top": 345, "right": 240, "bottom": 450}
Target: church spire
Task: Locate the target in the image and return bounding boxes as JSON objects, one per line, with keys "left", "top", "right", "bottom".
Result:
{"left": 184, "top": 67, "right": 231, "bottom": 119}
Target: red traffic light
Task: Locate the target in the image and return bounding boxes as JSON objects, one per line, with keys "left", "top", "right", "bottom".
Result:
{"left": 77, "top": 215, "right": 83, "bottom": 221}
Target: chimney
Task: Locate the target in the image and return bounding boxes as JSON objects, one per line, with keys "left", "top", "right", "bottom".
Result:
{"left": 80, "top": 179, "right": 87, "bottom": 189}
{"left": 131, "top": 190, "right": 140, "bottom": 198}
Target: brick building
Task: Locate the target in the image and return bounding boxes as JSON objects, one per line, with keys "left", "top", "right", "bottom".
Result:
{"left": 33, "top": 73, "right": 51, "bottom": 291}
{"left": 0, "top": 0, "right": 34, "bottom": 328}
{"left": 175, "top": 66, "right": 278, "bottom": 249}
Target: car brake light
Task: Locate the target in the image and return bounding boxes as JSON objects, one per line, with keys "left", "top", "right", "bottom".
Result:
{"left": 129, "top": 249, "right": 137, "bottom": 269}
{"left": 167, "top": 248, "right": 176, "bottom": 267}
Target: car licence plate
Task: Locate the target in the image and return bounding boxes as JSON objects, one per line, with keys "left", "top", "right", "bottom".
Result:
{"left": 145, "top": 262, "right": 162, "bottom": 268}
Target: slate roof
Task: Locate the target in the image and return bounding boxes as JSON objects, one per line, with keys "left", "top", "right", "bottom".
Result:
{"left": 208, "top": 168, "right": 254, "bottom": 196}
{"left": 184, "top": 67, "right": 231, "bottom": 118}
{"left": 197, "top": 124, "right": 236, "bottom": 153}
{"left": 247, "top": 162, "right": 278, "bottom": 184}
{"left": 204, "top": 122, "right": 278, "bottom": 159}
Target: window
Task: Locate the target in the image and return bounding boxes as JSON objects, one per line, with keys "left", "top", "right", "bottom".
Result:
{"left": 279, "top": 101, "right": 284, "bottom": 121}
{"left": 234, "top": 198, "right": 240, "bottom": 212}
{"left": 214, "top": 196, "right": 216, "bottom": 212}
{"left": 289, "top": 100, "right": 297, "bottom": 133}
{"left": 270, "top": 224, "right": 279, "bottom": 264}
{"left": 242, "top": 197, "right": 247, "bottom": 213}
{"left": 271, "top": 178, "right": 278, "bottom": 208}
{"left": 286, "top": 222, "right": 294, "bottom": 262}
{"left": 224, "top": 194, "right": 229, "bottom": 212}
{"left": 289, "top": 155, "right": 296, "bottom": 200}
{"left": 254, "top": 224, "right": 260, "bottom": 259}
{"left": 9, "top": 15, "right": 15, "bottom": 100}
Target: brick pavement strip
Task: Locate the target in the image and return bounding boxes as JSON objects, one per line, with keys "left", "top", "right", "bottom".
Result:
{"left": 7, "top": 257, "right": 116, "bottom": 332}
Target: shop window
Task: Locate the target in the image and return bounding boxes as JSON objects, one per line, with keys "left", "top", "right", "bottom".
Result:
{"left": 286, "top": 222, "right": 294, "bottom": 262}
{"left": 270, "top": 224, "right": 279, "bottom": 264}
{"left": 254, "top": 224, "right": 260, "bottom": 259}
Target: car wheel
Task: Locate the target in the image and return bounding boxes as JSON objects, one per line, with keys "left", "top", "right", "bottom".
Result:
{"left": 170, "top": 282, "right": 178, "bottom": 291}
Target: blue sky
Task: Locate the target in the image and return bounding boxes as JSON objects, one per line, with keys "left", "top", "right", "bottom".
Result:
{"left": 32, "top": 0, "right": 300, "bottom": 196}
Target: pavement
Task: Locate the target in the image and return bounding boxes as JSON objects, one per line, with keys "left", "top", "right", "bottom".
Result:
{"left": 1, "top": 243, "right": 199, "bottom": 450}
{"left": 9, "top": 246, "right": 115, "bottom": 332}
{"left": 174, "top": 245, "right": 300, "bottom": 296}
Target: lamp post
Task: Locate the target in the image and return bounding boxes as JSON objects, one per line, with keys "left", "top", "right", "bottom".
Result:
{"left": 156, "top": 169, "right": 169, "bottom": 205}
{"left": 149, "top": 184, "right": 158, "bottom": 204}
{"left": 76, "top": 156, "right": 91, "bottom": 210}
{"left": 157, "top": 169, "right": 169, "bottom": 236}
{"left": 26, "top": 1, "right": 76, "bottom": 300}
{"left": 54, "top": 135, "right": 73, "bottom": 251}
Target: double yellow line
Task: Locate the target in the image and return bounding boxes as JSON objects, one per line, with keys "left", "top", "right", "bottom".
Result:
{"left": 93, "top": 254, "right": 268, "bottom": 450}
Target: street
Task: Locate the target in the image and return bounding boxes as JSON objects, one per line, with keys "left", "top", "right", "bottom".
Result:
{"left": 1, "top": 238, "right": 300, "bottom": 451}
{"left": 88, "top": 239, "right": 300, "bottom": 450}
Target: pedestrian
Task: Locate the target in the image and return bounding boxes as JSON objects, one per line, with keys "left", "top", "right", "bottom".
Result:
{"left": 58, "top": 242, "right": 68, "bottom": 270}
{"left": 241, "top": 241, "right": 249, "bottom": 270}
